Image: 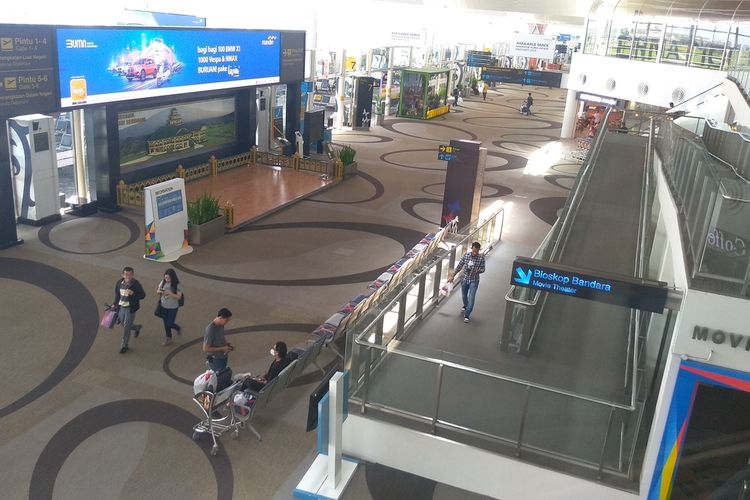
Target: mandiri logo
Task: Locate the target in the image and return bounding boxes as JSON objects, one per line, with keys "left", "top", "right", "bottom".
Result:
{"left": 261, "top": 35, "right": 277, "bottom": 46}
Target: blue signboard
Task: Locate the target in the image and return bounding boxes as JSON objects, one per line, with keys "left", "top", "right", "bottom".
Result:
{"left": 156, "top": 190, "right": 184, "bottom": 219}
{"left": 481, "top": 67, "right": 562, "bottom": 88}
{"left": 511, "top": 257, "right": 668, "bottom": 313}
{"left": 438, "top": 152, "right": 455, "bottom": 161}
{"left": 57, "top": 28, "right": 281, "bottom": 107}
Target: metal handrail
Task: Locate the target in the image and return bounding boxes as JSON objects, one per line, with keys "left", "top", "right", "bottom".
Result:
{"left": 702, "top": 120, "right": 750, "bottom": 184}
{"left": 351, "top": 209, "right": 504, "bottom": 346}
{"left": 548, "top": 108, "right": 613, "bottom": 262}
{"left": 354, "top": 336, "right": 636, "bottom": 411}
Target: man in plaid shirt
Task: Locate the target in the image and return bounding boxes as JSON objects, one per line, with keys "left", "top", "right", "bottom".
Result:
{"left": 449, "top": 242, "right": 485, "bottom": 323}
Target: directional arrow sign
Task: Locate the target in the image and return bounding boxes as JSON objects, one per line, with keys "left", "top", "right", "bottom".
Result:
{"left": 514, "top": 267, "right": 532, "bottom": 285}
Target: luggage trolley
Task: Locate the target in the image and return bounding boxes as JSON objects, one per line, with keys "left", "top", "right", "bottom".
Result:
{"left": 191, "top": 368, "right": 255, "bottom": 456}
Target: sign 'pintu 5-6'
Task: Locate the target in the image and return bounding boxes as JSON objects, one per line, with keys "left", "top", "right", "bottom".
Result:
{"left": 511, "top": 257, "right": 668, "bottom": 313}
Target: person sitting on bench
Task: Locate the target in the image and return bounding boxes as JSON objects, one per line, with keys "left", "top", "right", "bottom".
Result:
{"left": 244, "top": 341, "right": 293, "bottom": 392}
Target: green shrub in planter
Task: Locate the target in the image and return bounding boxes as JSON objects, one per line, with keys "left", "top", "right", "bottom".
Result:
{"left": 337, "top": 145, "right": 357, "bottom": 166}
{"left": 187, "top": 193, "right": 221, "bottom": 225}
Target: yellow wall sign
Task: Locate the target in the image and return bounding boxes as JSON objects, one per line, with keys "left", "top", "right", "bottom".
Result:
{"left": 345, "top": 57, "right": 357, "bottom": 71}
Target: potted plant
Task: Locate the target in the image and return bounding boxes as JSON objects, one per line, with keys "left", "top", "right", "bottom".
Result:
{"left": 337, "top": 145, "right": 358, "bottom": 178}
{"left": 469, "top": 75, "right": 479, "bottom": 96}
{"left": 187, "top": 192, "right": 224, "bottom": 245}
{"left": 372, "top": 97, "right": 385, "bottom": 126}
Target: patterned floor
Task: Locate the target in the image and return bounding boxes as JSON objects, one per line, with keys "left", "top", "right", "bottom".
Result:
{"left": 0, "top": 84, "right": 576, "bottom": 500}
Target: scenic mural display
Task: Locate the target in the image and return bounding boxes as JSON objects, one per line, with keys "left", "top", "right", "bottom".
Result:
{"left": 118, "top": 96, "right": 236, "bottom": 170}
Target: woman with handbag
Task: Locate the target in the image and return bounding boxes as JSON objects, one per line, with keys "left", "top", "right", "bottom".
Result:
{"left": 156, "top": 268, "right": 184, "bottom": 346}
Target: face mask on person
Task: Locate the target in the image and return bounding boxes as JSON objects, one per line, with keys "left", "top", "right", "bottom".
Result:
{"left": 270, "top": 348, "right": 277, "bottom": 357}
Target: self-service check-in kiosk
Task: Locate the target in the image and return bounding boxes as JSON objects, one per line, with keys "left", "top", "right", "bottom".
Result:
{"left": 7, "top": 114, "right": 61, "bottom": 225}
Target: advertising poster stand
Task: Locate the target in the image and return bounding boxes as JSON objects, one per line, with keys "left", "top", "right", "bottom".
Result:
{"left": 144, "top": 178, "right": 192, "bottom": 262}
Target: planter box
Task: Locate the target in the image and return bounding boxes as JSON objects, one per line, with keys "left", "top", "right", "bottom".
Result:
{"left": 343, "top": 160, "right": 358, "bottom": 178}
{"left": 188, "top": 215, "right": 225, "bottom": 245}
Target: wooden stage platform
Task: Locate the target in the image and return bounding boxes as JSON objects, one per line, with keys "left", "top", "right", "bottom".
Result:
{"left": 185, "top": 163, "right": 337, "bottom": 230}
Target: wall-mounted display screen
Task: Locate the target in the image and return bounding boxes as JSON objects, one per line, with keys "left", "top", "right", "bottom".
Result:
{"left": 118, "top": 96, "right": 236, "bottom": 171}
{"left": 57, "top": 27, "right": 280, "bottom": 107}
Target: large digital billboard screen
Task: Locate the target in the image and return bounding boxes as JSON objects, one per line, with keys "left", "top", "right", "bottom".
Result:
{"left": 57, "top": 28, "right": 280, "bottom": 107}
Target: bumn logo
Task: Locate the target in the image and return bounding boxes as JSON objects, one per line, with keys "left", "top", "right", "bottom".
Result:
{"left": 66, "top": 39, "right": 87, "bottom": 49}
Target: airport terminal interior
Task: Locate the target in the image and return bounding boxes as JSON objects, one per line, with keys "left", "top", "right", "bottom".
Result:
{"left": 1, "top": 1, "right": 749, "bottom": 499}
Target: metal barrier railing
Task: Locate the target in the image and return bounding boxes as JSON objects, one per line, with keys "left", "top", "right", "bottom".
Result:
{"left": 655, "top": 118, "right": 750, "bottom": 297}
{"left": 501, "top": 108, "right": 613, "bottom": 355}
{"left": 347, "top": 204, "right": 650, "bottom": 483}
{"left": 342, "top": 206, "right": 505, "bottom": 368}
{"left": 702, "top": 120, "right": 750, "bottom": 181}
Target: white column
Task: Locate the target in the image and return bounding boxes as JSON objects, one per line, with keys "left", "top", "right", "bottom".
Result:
{"left": 326, "top": 372, "right": 345, "bottom": 490}
{"left": 336, "top": 48, "right": 346, "bottom": 129}
{"left": 72, "top": 109, "right": 88, "bottom": 203}
{"left": 385, "top": 47, "right": 394, "bottom": 117}
{"left": 561, "top": 88, "right": 579, "bottom": 139}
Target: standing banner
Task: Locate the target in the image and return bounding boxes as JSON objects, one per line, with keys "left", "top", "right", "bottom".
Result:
{"left": 440, "top": 140, "right": 486, "bottom": 229}
{"left": 144, "top": 178, "right": 192, "bottom": 261}
{"left": 354, "top": 77, "right": 375, "bottom": 129}
{"left": 508, "top": 34, "right": 556, "bottom": 60}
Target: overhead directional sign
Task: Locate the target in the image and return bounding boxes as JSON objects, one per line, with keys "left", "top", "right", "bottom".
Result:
{"left": 438, "top": 152, "right": 455, "bottom": 161}
{"left": 511, "top": 256, "right": 669, "bottom": 313}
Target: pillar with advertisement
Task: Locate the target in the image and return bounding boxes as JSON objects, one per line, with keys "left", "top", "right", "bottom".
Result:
{"left": 353, "top": 77, "right": 375, "bottom": 130}
{"left": 439, "top": 140, "right": 486, "bottom": 230}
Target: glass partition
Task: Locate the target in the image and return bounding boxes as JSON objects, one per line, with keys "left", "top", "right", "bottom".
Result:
{"left": 691, "top": 25, "right": 729, "bottom": 70}
{"left": 655, "top": 118, "right": 750, "bottom": 296}
{"left": 632, "top": 21, "right": 662, "bottom": 62}
{"left": 608, "top": 20, "right": 634, "bottom": 58}
{"left": 584, "top": 19, "right": 610, "bottom": 56}
{"left": 662, "top": 24, "right": 693, "bottom": 65}
{"left": 583, "top": 17, "right": 750, "bottom": 71}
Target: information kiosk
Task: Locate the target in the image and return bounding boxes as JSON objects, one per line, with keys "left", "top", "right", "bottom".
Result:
{"left": 144, "top": 178, "right": 192, "bottom": 262}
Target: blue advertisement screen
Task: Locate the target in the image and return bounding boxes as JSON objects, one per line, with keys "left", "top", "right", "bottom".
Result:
{"left": 156, "top": 190, "right": 183, "bottom": 219}
{"left": 57, "top": 28, "right": 280, "bottom": 107}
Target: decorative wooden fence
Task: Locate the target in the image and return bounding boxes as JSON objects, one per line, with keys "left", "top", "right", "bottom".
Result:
{"left": 117, "top": 148, "right": 338, "bottom": 209}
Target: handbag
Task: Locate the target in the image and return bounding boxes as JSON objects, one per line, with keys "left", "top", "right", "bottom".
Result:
{"left": 100, "top": 305, "right": 118, "bottom": 329}
{"left": 178, "top": 291, "right": 185, "bottom": 307}
{"left": 154, "top": 301, "right": 165, "bottom": 318}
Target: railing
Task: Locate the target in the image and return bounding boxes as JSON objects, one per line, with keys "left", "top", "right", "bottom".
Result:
{"left": 501, "top": 108, "right": 613, "bottom": 355}
{"left": 655, "top": 118, "right": 750, "bottom": 297}
{"left": 116, "top": 148, "right": 337, "bottom": 212}
{"left": 343, "top": 206, "right": 506, "bottom": 368}
{"left": 345, "top": 200, "right": 661, "bottom": 484}
{"left": 702, "top": 120, "right": 750, "bottom": 181}
{"left": 728, "top": 68, "right": 750, "bottom": 99}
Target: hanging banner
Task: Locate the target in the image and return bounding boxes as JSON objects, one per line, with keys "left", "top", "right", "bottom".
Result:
{"left": 144, "top": 178, "right": 192, "bottom": 262}
{"left": 508, "top": 34, "right": 556, "bottom": 60}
